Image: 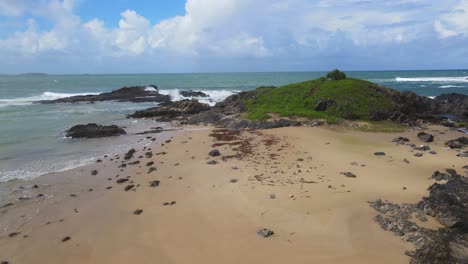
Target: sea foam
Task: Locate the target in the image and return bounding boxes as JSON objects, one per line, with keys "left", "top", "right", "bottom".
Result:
{"left": 0, "top": 91, "right": 99, "bottom": 107}
{"left": 395, "top": 77, "right": 468, "bottom": 83}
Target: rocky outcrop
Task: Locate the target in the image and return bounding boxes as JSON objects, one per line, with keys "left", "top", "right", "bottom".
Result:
{"left": 38, "top": 86, "right": 171, "bottom": 104}
{"left": 369, "top": 171, "right": 468, "bottom": 263}
{"left": 434, "top": 93, "right": 468, "bottom": 120}
{"left": 446, "top": 137, "right": 468, "bottom": 149}
{"left": 66, "top": 123, "right": 126, "bottom": 138}
{"left": 314, "top": 99, "right": 335, "bottom": 111}
{"left": 128, "top": 99, "right": 210, "bottom": 118}
{"left": 180, "top": 90, "right": 209, "bottom": 97}
{"left": 417, "top": 132, "right": 434, "bottom": 142}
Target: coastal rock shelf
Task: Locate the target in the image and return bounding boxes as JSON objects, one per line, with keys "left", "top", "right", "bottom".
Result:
{"left": 370, "top": 170, "right": 468, "bottom": 263}
{"left": 125, "top": 76, "right": 468, "bottom": 131}
{"left": 37, "top": 85, "right": 171, "bottom": 104}
{"left": 66, "top": 123, "right": 126, "bottom": 138}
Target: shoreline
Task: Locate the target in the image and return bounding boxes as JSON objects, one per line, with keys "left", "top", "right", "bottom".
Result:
{"left": 1, "top": 123, "right": 466, "bottom": 263}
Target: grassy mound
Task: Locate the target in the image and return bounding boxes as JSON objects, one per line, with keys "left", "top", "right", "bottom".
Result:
{"left": 244, "top": 77, "right": 397, "bottom": 122}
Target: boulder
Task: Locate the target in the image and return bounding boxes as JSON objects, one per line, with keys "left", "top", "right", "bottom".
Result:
{"left": 314, "top": 99, "right": 335, "bottom": 111}
{"left": 66, "top": 123, "right": 126, "bottom": 139}
{"left": 208, "top": 149, "right": 221, "bottom": 157}
{"left": 180, "top": 90, "right": 209, "bottom": 97}
{"left": 445, "top": 137, "right": 468, "bottom": 149}
{"left": 129, "top": 99, "right": 210, "bottom": 118}
{"left": 417, "top": 132, "right": 434, "bottom": 142}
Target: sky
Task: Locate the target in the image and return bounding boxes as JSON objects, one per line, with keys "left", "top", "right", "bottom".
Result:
{"left": 0, "top": 0, "right": 467, "bottom": 74}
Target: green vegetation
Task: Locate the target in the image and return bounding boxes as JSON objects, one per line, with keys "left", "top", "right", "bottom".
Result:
{"left": 326, "top": 69, "right": 346, "bottom": 80}
{"left": 243, "top": 75, "right": 397, "bottom": 122}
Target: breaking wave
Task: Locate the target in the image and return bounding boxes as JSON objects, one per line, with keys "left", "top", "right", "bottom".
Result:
{"left": 0, "top": 92, "right": 99, "bottom": 108}
{"left": 395, "top": 77, "right": 468, "bottom": 83}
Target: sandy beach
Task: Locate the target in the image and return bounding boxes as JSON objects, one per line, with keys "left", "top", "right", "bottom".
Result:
{"left": 0, "top": 123, "right": 466, "bottom": 264}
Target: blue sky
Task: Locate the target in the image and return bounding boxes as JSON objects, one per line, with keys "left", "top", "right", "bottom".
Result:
{"left": 0, "top": 0, "right": 467, "bottom": 73}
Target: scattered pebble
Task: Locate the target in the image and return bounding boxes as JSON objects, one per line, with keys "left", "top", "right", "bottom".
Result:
{"left": 257, "top": 228, "right": 274, "bottom": 238}
{"left": 61, "top": 236, "right": 71, "bottom": 242}
{"left": 133, "top": 209, "right": 143, "bottom": 215}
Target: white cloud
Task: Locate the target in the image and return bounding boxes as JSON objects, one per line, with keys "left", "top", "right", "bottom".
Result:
{"left": 0, "top": 0, "right": 467, "bottom": 72}
{"left": 435, "top": 0, "right": 468, "bottom": 38}
{"left": 434, "top": 20, "right": 458, "bottom": 38}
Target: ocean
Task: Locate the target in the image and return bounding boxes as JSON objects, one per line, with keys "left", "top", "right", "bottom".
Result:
{"left": 1, "top": 70, "right": 468, "bottom": 182}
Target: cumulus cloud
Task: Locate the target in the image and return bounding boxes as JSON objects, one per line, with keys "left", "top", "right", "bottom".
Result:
{"left": 435, "top": 0, "right": 468, "bottom": 38}
{"left": 0, "top": 0, "right": 467, "bottom": 72}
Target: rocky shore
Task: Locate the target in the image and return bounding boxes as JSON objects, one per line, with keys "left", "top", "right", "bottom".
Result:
{"left": 2, "top": 74, "right": 467, "bottom": 263}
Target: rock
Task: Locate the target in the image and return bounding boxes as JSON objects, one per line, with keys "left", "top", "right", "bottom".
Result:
{"left": 180, "top": 90, "right": 209, "bottom": 97}
{"left": 341, "top": 172, "right": 357, "bottom": 178}
{"left": 257, "top": 228, "right": 274, "bottom": 238}
{"left": 391, "top": 137, "right": 410, "bottom": 143}
{"left": 414, "top": 153, "right": 424, "bottom": 157}
{"left": 314, "top": 99, "right": 335, "bottom": 111}
{"left": 207, "top": 160, "right": 218, "bottom": 165}
{"left": 66, "top": 123, "right": 126, "bottom": 139}
{"left": 457, "top": 150, "right": 468, "bottom": 157}
{"left": 230, "top": 179, "right": 238, "bottom": 183}
{"left": 148, "top": 167, "right": 157, "bottom": 173}
{"left": 38, "top": 86, "right": 170, "bottom": 104}
{"left": 146, "top": 161, "right": 154, "bottom": 167}
{"left": 91, "top": 170, "right": 98, "bottom": 176}
{"left": 124, "top": 149, "right": 136, "bottom": 160}
{"left": 61, "top": 236, "right": 71, "bottom": 242}
{"left": 8, "top": 232, "right": 20, "bottom": 238}
{"left": 149, "top": 180, "right": 160, "bottom": 187}
{"left": 417, "top": 132, "right": 434, "bottom": 143}
{"left": 374, "top": 152, "right": 386, "bottom": 156}
{"left": 429, "top": 151, "right": 437, "bottom": 155}
{"left": 133, "top": 209, "right": 143, "bottom": 215}
{"left": 370, "top": 172, "right": 468, "bottom": 263}
{"left": 124, "top": 185, "right": 135, "bottom": 191}
{"left": 403, "top": 158, "right": 410, "bottom": 164}
{"left": 269, "top": 194, "right": 276, "bottom": 199}
{"left": 208, "top": 149, "right": 221, "bottom": 157}
{"left": 431, "top": 171, "right": 453, "bottom": 181}
{"left": 445, "top": 137, "right": 468, "bottom": 149}
{"left": 129, "top": 99, "right": 210, "bottom": 119}
{"left": 116, "top": 178, "right": 129, "bottom": 184}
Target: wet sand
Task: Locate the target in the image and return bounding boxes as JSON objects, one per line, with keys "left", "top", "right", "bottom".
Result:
{"left": 0, "top": 124, "right": 466, "bottom": 263}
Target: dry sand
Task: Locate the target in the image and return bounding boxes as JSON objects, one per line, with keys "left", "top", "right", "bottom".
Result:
{"left": 0, "top": 124, "right": 466, "bottom": 263}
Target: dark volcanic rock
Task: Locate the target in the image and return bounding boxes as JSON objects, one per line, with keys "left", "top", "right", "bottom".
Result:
{"left": 149, "top": 180, "right": 160, "bottom": 187}
{"left": 374, "top": 152, "right": 386, "bottom": 156}
{"left": 434, "top": 93, "right": 468, "bottom": 120}
{"left": 180, "top": 90, "right": 209, "bottom": 97}
{"left": 417, "top": 132, "right": 434, "bottom": 143}
{"left": 129, "top": 99, "right": 210, "bottom": 118}
{"left": 38, "top": 85, "right": 170, "bottom": 104}
{"left": 446, "top": 137, "right": 468, "bottom": 149}
{"left": 116, "top": 178, "right": 129, "bottom": 184}
{"left": 66, "top": 123, "right": 126, "bottom": 139}
{"left": 208, "top": 149, "right": 221, "bottom": 157}
{"left": 370, "top": 172, "right": 468, "bottom": 263}
{"left": 133, "top": 209, "right": 143, "bottom": 215}
{"left": 341, "top": 172, "right": 357, "bottom": 178}
{"left": 314, "top": 99, "right": 335, "bottom": 111}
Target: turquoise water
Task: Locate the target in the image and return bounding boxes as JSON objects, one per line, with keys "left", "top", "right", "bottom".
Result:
{"left": 1, "top": 70, "right": 468, "bottom": 181}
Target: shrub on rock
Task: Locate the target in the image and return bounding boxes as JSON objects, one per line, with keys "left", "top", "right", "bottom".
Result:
{"left": 326, "top": 69, "right": 347, "bottom": 81}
